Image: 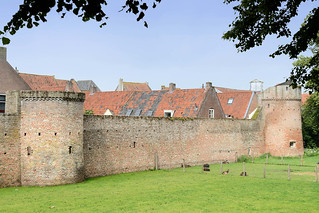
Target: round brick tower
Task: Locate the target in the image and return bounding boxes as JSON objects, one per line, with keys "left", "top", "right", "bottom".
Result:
{"left": 261, "top": 82, "right": 304, "bottom": 156}
{"left": 19, "top": 91, "right": 85, "bottom": 186}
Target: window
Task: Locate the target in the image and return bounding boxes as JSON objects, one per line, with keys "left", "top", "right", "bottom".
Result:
{"left": 146, "top": 110, "right": 153, "bottom": 116}
{"left": 125, "top": 109, "right": 133, "bottom": 116}
{"left": 209, "top": 109, "right": 214, "bottom": 118}
{"left": 164, "top": 110, "right": 174, "bottom": 117}
{"left": 0, "top": 95, "right": 5, "bottom": 113}
{"left": 27, "top": 146, "right": 32, "bottom": 156}
{"left": 133, "top": 109, "right": 142, "bottom": 116}
{"left": 227, "top": 98, "right": 234, "bottom": 105}
{"left": 289, "top": 141, "right": 296, "bottom": 148}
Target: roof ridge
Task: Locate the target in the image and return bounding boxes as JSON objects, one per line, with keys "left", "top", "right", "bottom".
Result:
{"left": 123, "top": 82, "right": 148, "bottom": 84}
{"left": 19, "top": 73, "right": 55, "bottom": 77}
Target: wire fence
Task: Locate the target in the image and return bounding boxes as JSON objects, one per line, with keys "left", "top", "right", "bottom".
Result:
{"left": 164, "top": 157, "right": 319, "bottom": 183}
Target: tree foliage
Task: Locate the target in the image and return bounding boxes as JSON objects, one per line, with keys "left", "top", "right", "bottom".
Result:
{"left": 223, "top": 0, "right": 319, "bottom": 91}
{"left": 0, "top": 0, "right": 161, "bottom": 44}
{"left": 292, "top": 31, "right": 319, "bottom": 92}
{"left": 302, "top": 92, "right": 319, "bottom": 148}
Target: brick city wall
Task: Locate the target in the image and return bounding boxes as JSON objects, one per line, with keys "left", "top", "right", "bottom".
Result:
{"left": 0, "top": 113, "right": 21, "bottom": 188}
{"left": 83, "top": 116, "right": 264, "bottom": 178}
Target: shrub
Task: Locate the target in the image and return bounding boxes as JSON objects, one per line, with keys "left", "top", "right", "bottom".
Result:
{"left": 237, "top": 155, "right": 250, "bottom": 162}
{"left": 304, "top": 148, "right": 319, "bottom": 157}
{"left": 84, "top": 109, "right": 94, "bottom": 115}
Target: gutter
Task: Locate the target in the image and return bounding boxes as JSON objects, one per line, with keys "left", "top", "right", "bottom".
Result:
{"left": 244, "top": 91, "right": 255, "bottom": 119}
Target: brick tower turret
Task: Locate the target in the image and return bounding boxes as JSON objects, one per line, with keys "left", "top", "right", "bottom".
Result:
{"left": 19, "top": 91, "right": 85, "bottom": 186}
{"left": 261, "top": 82, "right": 304, "bottom": 156}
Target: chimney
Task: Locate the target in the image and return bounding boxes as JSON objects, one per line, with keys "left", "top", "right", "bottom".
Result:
{"left": 0, "top": 47, "right": 7, "bottom": 61}
{"left": 118, "top": 78, "right": 124, "bottom": 91}
{"left": 169, "top": 83, "right": 176, "bottom": 92}
{"left": 205, "top": 82, "right": 212, "bottom": 91}
{"left": 161, "top": 85, "right": 166, "bottom": 90}
{"left": 65, "top": 80, "right": 74, "bottom": 92}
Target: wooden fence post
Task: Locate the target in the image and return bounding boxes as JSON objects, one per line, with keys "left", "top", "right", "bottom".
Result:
{"left": 183, "top": 159, "right": 185, "bottom": 173}
{"left": 263, "top": 164, "right": 266, "bottom": 178}
{"left": 281, "top": 155, "right": 283, "bottom": 165}
{"left": 288, "top": 164, "right": 290, "bottom": 181}
{"left": 266, "top": 154, "right": 268, "bottom": 164}
{"left": 243, "top": 162, "right": 246, "bottom": 173}
{"left": 315, "top": 165, "right": 318, "bottom": 183}
{"left": 155, "top": 152, "right": 158, "bottom": 170}
{"left": 220, "top": 161, "right": 223, "bottom": 175}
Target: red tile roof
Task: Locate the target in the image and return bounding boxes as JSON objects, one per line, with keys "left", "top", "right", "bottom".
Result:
{"left": 154, "top": 89, "right": 206, "bottom": 117}
{"left": 83, "top": 88, "right": 208, "bottom": 117}
{"left": 19, "top": 73, "right": 81, "bottom": 92}
{"left": 301, "top": 93, "right": 310, "bottom": 105}
{"left": 123, "top": 82, "right": 151, "bottom": 91}
{"left": 217, "top": 91, "right": 255, "bottom": 119}
{"left": 215, "top": 87, "right": 249, "bottom": 93}
{"left": 84, "top": 91, "right": 135, "bottom": 115}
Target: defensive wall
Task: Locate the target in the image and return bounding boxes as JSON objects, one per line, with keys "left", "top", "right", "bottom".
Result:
{"left": 83, "top": 116, "right": 264, "bottom": 178}
{"left": 0, "top": 84, "right": 304, "bottom": 188}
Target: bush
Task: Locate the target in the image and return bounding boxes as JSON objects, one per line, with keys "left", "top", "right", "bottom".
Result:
{"left": 84, "top": 109, "right": 94, "bottom": 115}
{"left": 304, "top": 148, "right": 319, "bottom": 157}
{"left": 237, "top": 155, "right": 250, "bottom": 162}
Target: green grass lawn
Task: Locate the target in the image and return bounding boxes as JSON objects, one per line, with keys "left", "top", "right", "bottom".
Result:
{"left": 1, "top": 155, "right": 318, "bottom": 213}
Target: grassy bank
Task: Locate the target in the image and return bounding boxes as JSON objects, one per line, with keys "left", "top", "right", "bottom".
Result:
{"left": 1, "top": 155, "right": 318, "bottom": 212}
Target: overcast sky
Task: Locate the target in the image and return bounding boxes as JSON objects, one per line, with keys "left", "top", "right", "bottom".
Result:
{"left": 0, "top": 1, "right": 315, "bottom": 91}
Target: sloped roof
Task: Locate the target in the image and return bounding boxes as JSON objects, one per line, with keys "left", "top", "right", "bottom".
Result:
{"left": 116, "top": 81, "right": 152, "bottom": 92}
{"left": 217, "top": 91, "right": 255, "bottom": 119}
{"left": 19, "top": 73, "right": 81, "bottom": 92}
{"left": 84, "top": 91, "right": 135, "bottom": 115}
{"left": 118, "top": 89, "right": 206, "bottom": 117}
{"left": 215, "top": 87, "right": 250, "bottom": 93}
{"left": 123, "top": 82, "right": 151, "bottom": 91}
{"left": 277, "top": 80, "right": 292, "bottom": 86}
{"left": 0, "top": 60, "right": 31, "bottom": 93}
{"left": 154, "top": 89, "right": 206, "bottom": 117}
{"left": 84, "top": 88, "right": 208, "bottom": 117}
{"left": 77, "top": 80, "right": 101, "bottom": 92}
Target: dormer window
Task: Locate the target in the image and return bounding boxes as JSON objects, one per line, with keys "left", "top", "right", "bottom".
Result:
{"left": 209, "top": 109, "right": 214, "bottom": 118}
{"left": 227, "top": 98, "right": 234, "bottom": 105}
{"left": 164, "top": 110, "right": 174, "bottom": 117}
{"left": 0, "top": 95, "right": 5, "bottom": 113}
{"left": 125, "top": 109, "right": 133, "bottom": 116}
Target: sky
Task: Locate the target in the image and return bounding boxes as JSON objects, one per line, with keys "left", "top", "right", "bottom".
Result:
{"left": 0, "top": 0, "right": 316, "bottom": 91}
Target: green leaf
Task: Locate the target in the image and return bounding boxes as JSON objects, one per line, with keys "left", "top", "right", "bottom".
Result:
{"left": 2, "top": 37, "right": 10, "bottom": 45}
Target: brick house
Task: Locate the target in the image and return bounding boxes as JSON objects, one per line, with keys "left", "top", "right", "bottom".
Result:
{"left": 0, "top": 47, "right": 31, "bottom": 113}
{"left": 216, "top": 87, "right": 259, "bottom": 119}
